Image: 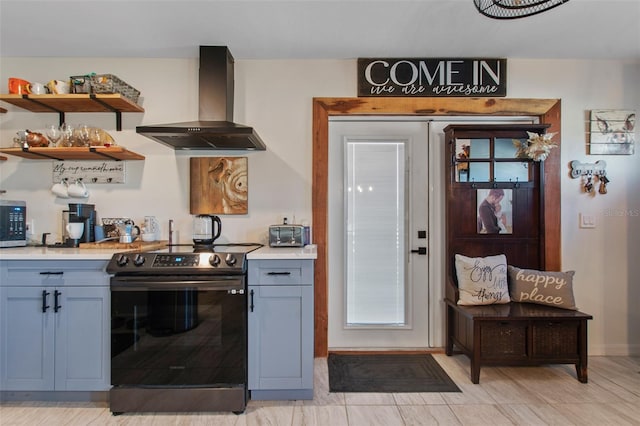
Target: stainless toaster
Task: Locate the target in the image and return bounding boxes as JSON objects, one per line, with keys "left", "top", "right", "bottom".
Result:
{"left": 269, "top": 225, "right": 305, "bottom": 247}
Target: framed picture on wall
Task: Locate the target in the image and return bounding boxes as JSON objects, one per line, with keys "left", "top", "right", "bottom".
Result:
{"left": 477, "top": 188, "right": 512, "bottom": 234}
{"left": 190, "top": 157, "right": 248, "bottom": 214}
{"left": 589, "top": 110, "right": 636, "bottom": 155}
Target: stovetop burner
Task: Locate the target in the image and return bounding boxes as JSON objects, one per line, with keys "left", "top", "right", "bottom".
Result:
{"left": 106, "top": 243, "right": 263, "bottom": 275}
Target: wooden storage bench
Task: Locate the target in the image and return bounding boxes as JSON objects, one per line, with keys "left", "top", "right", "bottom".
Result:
{"left": 442, "top": 124, "right": 593, "bottom": 384}
{"left": 444, "top": 286, "right": 593, "bottom": 384}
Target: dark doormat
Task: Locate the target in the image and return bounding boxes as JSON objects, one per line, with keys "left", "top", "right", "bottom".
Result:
{"left": 328, "top": 353, "right": 461, "bottom": 393}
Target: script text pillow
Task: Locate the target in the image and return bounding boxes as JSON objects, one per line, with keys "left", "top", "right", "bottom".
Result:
{"left": 507, "top": 265, "right": 577, "bottom": 310}
{"left": 455, "top": 254, "right": 510, "bottom": 305}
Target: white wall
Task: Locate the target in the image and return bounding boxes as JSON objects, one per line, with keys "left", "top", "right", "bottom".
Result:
{"left": 0, "top": 58, "right": 355, "bottom": 245}
{"left": 1, "top": 57, "right": 638, "bottom": 355}
{"left": 507, "top": 59, "right": 640, "bottom": 356}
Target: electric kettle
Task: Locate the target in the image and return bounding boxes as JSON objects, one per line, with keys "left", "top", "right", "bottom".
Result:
{"left": 192, "top": 215, "right": 222, "bottom": 245}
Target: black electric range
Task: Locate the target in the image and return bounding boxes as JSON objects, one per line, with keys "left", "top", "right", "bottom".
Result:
{"left": 106, "top": 243, "right": 263, "bottom": 276}
{"left": 107, "top": 243, "right": 262, "bottom": 415}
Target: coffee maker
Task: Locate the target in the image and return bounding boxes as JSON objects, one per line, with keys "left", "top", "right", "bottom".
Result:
{"left": 64, "top": 203, "right": 96, "bottom": 247}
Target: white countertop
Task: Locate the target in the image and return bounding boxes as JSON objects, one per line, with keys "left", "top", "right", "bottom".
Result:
{"left": 1, "top": 244, "right": 318, "bottom": 261}
{"left": 247, "top": 245, "right": 317, "bottom": 260}
{"left": 0, "top": 245, "right": 120, "bottom": 261}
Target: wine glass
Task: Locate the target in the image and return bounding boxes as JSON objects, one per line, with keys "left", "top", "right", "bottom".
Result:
{"left": 60, "top": 123, "right": 74, "bottom": 147}
{"left": 89, "top": 128, "right": 103, "bottom": 146}
{"left": 45, "top": 124, "right": 62, "bottom": 147}
{"left": 74, "top": 124, "right": 91, "bottom": 147}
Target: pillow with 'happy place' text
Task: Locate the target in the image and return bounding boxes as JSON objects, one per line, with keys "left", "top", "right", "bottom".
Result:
{"left": 455, "top": 254, "right": 510, "bottom": 305}
{"left": 507, "top": 265, "right": 577, "bottom": 310}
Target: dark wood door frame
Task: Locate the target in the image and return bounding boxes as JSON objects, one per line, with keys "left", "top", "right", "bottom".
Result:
{"left": 312, "top": 97, "right": 562, "bottom": 357}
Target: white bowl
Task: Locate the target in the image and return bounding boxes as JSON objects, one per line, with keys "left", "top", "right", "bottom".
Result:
{"left": 141, "top": 233, "right": 155, "bottom": 242}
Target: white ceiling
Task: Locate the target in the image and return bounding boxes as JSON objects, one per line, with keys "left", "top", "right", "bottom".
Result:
{"left": 1, "top": 0, "right": 639, "bottom": 60}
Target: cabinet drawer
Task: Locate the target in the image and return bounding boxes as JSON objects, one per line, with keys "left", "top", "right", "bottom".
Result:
{"left": 1, "top": 260, "right": 109, "bottom": 287}
{"left": 249, "top": 260, "right": 313, "bottom": 286}
{"left": 480, "top": 321, "right": 527, "bottom": 359}
{"left": 531, "top": 321, "right": 580, "bottom": 358}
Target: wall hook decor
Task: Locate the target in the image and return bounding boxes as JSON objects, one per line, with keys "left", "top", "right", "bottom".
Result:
{"left": 599, "top": 174, "right": 609, "bottom": 194}
{"left": 569, "top": 160, "right": 609, "bottom": 195}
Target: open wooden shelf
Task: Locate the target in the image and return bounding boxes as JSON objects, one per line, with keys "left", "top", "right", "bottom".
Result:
{"left": 0, "top": 93, "right": 143, "bottom": 113}
{"left": 0, "top": 93, "right": 144, "bottom": 130}
{"left": 0, "top": 146, "right": 145, "bottom": 161}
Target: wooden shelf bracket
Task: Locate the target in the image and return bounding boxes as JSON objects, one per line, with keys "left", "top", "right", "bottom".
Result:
{"left": 20, "top": 146, "right": 65, "bottom": 161}
{"left": 89, "top": 94, "right": 122, "bottom": 130}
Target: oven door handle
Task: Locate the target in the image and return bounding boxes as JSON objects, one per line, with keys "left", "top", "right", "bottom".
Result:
{"left": 111, "top": 279, "right": 244, "bottom": 292}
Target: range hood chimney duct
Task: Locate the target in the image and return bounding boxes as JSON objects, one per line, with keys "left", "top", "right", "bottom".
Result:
{"left": 136, "top": 46, "right": 266, "bottom": 150}
{"left": 200, "top": 46, "right": 233, "bottom": 122}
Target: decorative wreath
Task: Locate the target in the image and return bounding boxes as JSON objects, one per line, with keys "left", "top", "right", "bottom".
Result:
{"left": 513, "top": 132, "right": 557, "bottom": 161}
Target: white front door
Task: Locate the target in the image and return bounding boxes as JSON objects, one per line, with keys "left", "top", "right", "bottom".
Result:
{"left": 327, "top": 118, "right": 432, "bottom": 349}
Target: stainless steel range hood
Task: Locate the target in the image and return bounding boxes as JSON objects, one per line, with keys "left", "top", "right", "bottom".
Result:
{"left": 136, "top": 46, "right": 266, "bottom": 150}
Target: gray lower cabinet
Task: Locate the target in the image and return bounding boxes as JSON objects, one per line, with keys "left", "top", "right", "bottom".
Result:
{"left": 248, "top": 259, "right": 314, "bottom": 400}
{"left": 0, "top": 260, "right": 110, "bottom": 391}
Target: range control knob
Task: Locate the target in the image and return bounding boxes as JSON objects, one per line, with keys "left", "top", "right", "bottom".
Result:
{"left": 209, "top": 254, "right": 221, "bottom": 267}
{"left": 116, "top": 254, "right": 129, "bottom": 267}
{"left": 225, "top": 253, "right": 237, "bottom": 266}
{"left": 133, "top": 254, "right": 146, "bottom": 266}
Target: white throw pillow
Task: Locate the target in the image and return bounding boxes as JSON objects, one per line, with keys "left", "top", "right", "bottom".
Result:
{"left": 455, "top": 254, "right": 510, "bottom": 305}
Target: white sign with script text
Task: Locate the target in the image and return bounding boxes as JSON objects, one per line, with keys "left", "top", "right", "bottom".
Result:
{"left": 52, "top": 161, "right": 126, "bottom": 184}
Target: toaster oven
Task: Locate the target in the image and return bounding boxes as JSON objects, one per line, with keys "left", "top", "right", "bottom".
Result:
{"left": 0, "top": 200, "right": 27, "bottom": 247}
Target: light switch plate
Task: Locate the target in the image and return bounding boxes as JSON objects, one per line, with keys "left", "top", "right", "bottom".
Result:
{"left": 579, "top": 213, "right": 596, "bottom": 229}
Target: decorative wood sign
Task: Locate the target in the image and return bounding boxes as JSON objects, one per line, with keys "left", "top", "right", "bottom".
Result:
{"left": 588, "top": 110, "right": 635, "bottom": 155}
{"left": 358, "top": 58, "right": 507, "bottom": 97}
{"left": 190, "top": 157, "right": 248, "bottom": 215}
{"left": 52, "top": 161, "right": 125, "bottom": 183}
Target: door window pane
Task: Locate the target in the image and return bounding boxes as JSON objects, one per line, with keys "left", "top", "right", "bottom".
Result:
{"left": 495, "top": 138, "right": 519, "bottom": 158}
{"left": 468, "top": 162, "right": 491, "bottom": 182}
{"left": 468, "top": 138, "right": 490, "bottom": 158}
{"left": 495, "top": 162, "right": 530, "bottom": 182}
{"left": 345, "top": 141, "right": 406, "bottom": 326}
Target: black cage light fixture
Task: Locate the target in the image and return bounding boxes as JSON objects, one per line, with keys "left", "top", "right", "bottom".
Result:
{"left": 474, "top": 0, "right": 570, "bottom": 19}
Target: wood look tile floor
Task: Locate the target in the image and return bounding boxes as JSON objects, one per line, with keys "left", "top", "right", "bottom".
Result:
{"left": 1, "top": 354, "right": 638, "bottom": 425}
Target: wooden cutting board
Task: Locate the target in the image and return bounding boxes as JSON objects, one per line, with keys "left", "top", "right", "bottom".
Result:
{"left": 79, "top": 240, "right": 168, "bottom": 251}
